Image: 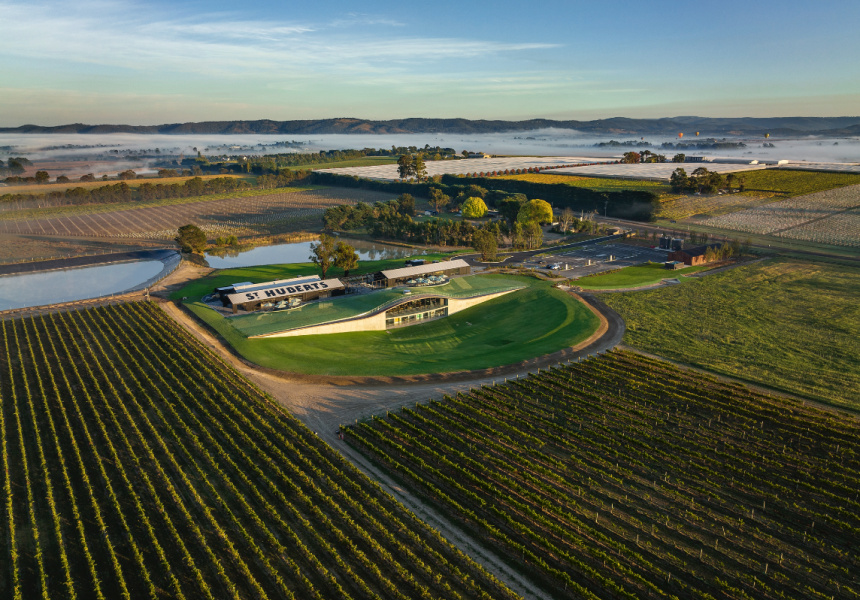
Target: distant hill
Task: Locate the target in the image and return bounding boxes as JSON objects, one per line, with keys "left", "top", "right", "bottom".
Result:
{"left": 2, "top": 116, "right": 859, "bottom": 136}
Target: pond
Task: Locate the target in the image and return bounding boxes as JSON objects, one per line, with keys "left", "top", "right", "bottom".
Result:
{"left": 204, "top": 239, "right": 424, "bottom": 269}
{"left": 0, "top": 260, "right": 165, "bottom": 311}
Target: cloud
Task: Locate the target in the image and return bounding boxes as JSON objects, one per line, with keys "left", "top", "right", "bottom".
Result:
{"left": 0, "top": 0, "right": 559, "bottom": 79}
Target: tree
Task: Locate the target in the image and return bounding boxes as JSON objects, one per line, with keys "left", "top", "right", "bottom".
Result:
{"left": 725, "top": 173, "right": 735, "bottom": 192}
{"left": 524, "top": 221, "right": 543, "bottom": 249}
{"left": 558, "top": 207, "right": 575, "bottom": 233}
{"left": 428, "top": 187, "right": 450, "bottom": 213}
{"left": 6, "top": 159, "right": 25, "bottom": 174}
{"left": 395, "top": 193, "right": 415, "bottom": 216}
{"left": 175, "top": 224, "right": 207, "bottom": 254}
{"left": 465, "top": 184, "right": 487, "bottom": 199}
{"left": 309, "top": 234, "right": 337, "bottom": 279}
{"left": 334, "top": 241, "right": 359, "bottom": 276}
{"left": 511, "top": 222, "right": 525, "bottom": 249}
{"left": 34, "top": 170, "right": 50, "bottom": 183}
{"left": 461, "top": 196, "right": 488, "bottom": 218}
{"left": 621, "top": 152, "right": 640, "bottom": 164}
{"left": 672, "top": 153, "right": 686, "bottom": 163}
{"left": 472, "top": 228, "right": 498, "bottom": 261}
{"left": 670, "top": 168, "right": 690, "bottom": 193}
{"left": 691, "top": 168, "right": 723, "bottom": 194}
{"left": 517, "top": 198, "right": 553, "bottom": 225}
{"left": 397, "top": 154, "right": 413, "bottom": 179}
{"left": 497, "top": 194, "right": 526, "bottom": 224}
{"left": 413, "top": 154, "right": 428, "bottom": 181}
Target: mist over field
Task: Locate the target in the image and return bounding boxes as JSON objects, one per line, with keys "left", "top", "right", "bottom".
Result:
{"left": 1, "top": 130, "right": 858, "bottom": 164}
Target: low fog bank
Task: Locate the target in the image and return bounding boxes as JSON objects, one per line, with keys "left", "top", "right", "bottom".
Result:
{"left": 1, "top": 129, "right": 858, "bottom": 165}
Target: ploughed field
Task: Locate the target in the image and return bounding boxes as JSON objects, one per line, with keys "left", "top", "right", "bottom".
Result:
{"left": 0, "top": 302, "right": 517, "bottom": 600}
{"left": 700, "top": 185, "right": 860, "bottom": 247}
{"left": 349, "top": 350, "right": 860, "bottom": 600}
{"left": 0, "top": 187, "right": 395, "bottom": 240}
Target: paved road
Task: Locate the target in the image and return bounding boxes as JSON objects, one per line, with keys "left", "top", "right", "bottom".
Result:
{"left": 459, "top": 233, "right": 625, "bottom": 266}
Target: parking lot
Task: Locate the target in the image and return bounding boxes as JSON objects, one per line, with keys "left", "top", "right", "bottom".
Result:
{"left": 518, "top": 243, "right": 669, "bottom": 279}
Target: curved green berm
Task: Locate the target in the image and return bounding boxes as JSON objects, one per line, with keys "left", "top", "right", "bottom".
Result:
{"left": 185, "top": 273, "right": 600, "bottom": 377}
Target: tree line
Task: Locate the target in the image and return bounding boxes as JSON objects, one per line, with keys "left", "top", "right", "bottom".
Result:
{"left": 669, "top": 167, "right": 746, "bottom": 194}
{"left": 0, "top": 171, "right": 313, "bottom": 210}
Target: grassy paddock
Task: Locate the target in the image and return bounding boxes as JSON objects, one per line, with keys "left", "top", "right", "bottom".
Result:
{"left": 574, "top": 262, "right": 712, "bottom": 289}
{"left": 732, "top": 169, "right": 860, "bottom": 199}
{"left": 184, "top": 273, "right": 600, "bottom": 376}
{"left": 497, "top": 172, "right": 673, "bottom": 195}
{"left": 602, "top": 258, "right": 860, "bottom": 410}
{"left": 288, "top": 156, "right": 399, "bottom": 171}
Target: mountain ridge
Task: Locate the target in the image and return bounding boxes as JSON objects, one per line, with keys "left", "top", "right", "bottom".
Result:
{"left": 2, "top": 116, "right": 859, "bottom": 136}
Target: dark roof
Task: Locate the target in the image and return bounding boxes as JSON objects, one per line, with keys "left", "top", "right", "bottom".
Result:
{"left": 676, "top": 243, "right": 721, "bottom": 257}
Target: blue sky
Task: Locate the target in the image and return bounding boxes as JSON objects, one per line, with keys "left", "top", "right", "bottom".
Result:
{"left": 1, "top": 0, "right": 858, "bottom": 125}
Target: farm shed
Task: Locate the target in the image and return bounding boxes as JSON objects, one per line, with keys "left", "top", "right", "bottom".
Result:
{"left": 372, "top": 259, "right": 471, "bottom": 288}
{"left": 668, "top": 244, "right": 721, "bottom": 266}
{"left": 224, "top": 275, "right": 345, "bottom": 313}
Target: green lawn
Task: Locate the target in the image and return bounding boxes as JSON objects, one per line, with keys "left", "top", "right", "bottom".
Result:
{"left": 574, "top": 262, "right": 712, "bottom": 289}
{"left": 601, "top": 259, "right": 860, "bottom": 410}
{"left": 289, "top": 156, "right": 399, "bottom": 171}
{"left": 186, "top": 275, "right": 600, "bottom": 376}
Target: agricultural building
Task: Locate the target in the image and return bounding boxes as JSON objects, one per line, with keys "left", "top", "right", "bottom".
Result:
{"left": 372, "top": 259, "right": 471, "bottom": 288}
{"left": 222, "top": 275, "right": 345, "bottom": 313}
{"left": 668, "top": 244, "right": 721, "bottom": 266}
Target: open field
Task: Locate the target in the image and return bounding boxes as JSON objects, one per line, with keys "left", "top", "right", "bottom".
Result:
{"left": 349, "top": 350, "right": 860, "bottom": 600}
{"left": 700, "top": 185, "right": 860, "bottom": 246}
{"left": 777, "top": 207, "right": 860, "bottom": 247}
{"left": 315, "top": 156, "right": 603, "bottom": 180}
{"left": 703, "top": 169, "right": 860, "bottom": 201}
{"left": 657, "top": 194, "right": 775, "bottom": 221}
{"left": 646, "top": 169, "right": 860, "bottom": 221}
{"left": 0, "top": 187, "right": 396, "bottom": 240}
{"left": 283, "top": 156, "right": 398, "bottom": 170}
{"left": 601, "top": 259, "right": 860, "bottom": 410}
{"left": 0, "top": 302, "right": 519, "bottom": 600}
{"left": 573, "top": 262, "right": 712, "bottom": 289}
{"left": 495, "top": 172, "right": 673, "bottom": 195}
{"left": 184, "top": 273, "right": 600, "bottom": 376}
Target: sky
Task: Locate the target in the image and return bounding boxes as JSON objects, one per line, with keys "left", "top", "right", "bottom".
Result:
{"left": 1, "top": 0, "right": 858, "bottom": 126}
